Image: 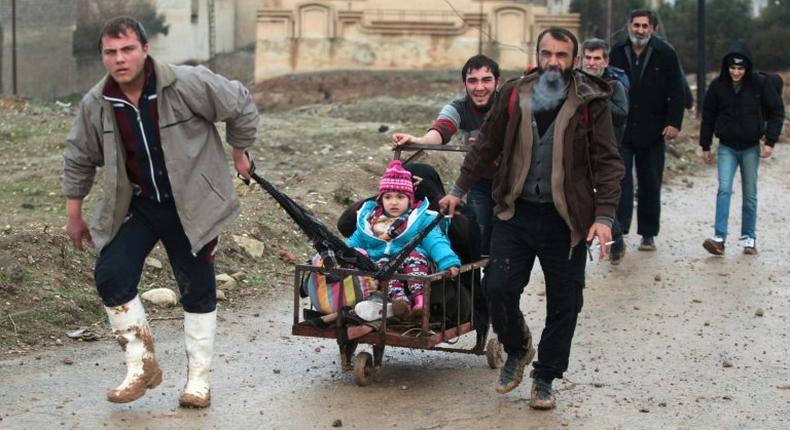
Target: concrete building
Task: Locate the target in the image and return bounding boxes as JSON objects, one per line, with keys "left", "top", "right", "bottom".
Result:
{"left": 0, "top": 0, "right": 260, "bottom": 100}
{"left": 254, "top": 0, "right": 581, "bottom": 83}
{"left": 0, "top": 0, "right": 94, "bottom": 100}
{"left": 148, "top": 0, "right": 251, "bottom": 64}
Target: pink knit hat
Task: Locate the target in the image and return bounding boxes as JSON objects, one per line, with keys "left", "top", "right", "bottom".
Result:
{"left": 377, "top": 160, "right": 414, "bottom": 204}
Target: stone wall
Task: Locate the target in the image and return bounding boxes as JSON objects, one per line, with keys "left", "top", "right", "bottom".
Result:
{"left": 254, "top": 0, "right": 580, "bottom": 84}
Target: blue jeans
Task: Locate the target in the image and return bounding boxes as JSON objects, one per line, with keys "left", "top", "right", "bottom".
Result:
{"left": 714, "top": 144, "right": 759, "bottom": 240}
{"left": 467, "top": 178, "right": 494, "bottom": 256}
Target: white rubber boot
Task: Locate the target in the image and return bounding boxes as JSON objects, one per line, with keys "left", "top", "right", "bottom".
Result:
{"left": 105, "top": 296, "right": 162, "bottom": 403}
{"left": 179, "top": 309, "right": 217, "bottom": 408}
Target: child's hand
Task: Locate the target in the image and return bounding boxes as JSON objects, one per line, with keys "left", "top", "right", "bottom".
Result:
{"left": 448, "top": 267, "right": 459, "bottom": 278}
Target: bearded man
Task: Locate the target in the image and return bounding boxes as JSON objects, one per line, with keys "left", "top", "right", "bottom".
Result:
{"left": 609, "top": 9, "right": 686, "bottom": 252}
{"left": 440, "top": 27, "right": 624, "bottom": 410}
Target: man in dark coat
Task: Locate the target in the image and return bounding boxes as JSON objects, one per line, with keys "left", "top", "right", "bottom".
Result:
{"left": 609, "top": 9, "right": 686, "bottom": 251}
{"left": 699, "top": 41, "right": 784, "bottom": 256}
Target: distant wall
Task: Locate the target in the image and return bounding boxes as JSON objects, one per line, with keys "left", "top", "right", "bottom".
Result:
{"left": 149, "top": 0, "right": 236, "bottom": 64}
{"left": 0, "top": 0, "right": 100, "bottom": 100}
{"left": 254, "top": 0, "right": 580, "bottom": 84}
{"left": 0, "top": 0, "right": 258, "bottom": 100}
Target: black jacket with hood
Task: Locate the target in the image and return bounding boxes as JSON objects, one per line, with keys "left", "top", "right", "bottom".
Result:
{"left": 700, "top": 41, "right": 785, "bottom": 151}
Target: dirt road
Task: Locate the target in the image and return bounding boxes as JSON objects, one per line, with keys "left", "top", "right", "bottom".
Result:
{"left": 2, "top": 149, "right": 789, "bottom": 429}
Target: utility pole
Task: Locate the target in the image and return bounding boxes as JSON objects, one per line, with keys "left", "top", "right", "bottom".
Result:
{"left": 696, "top": 0, "right": 705, "bottom": 115}
{"left": 12, "top": 0, "right": 18, "bottom": 95}
{"left": 606, "top": 0, "right": 612, "bottom": 42}
{"left": 207, "top": 0, "right": 216, "bottom": 60}
{"left": 477, "top": 0, "right": 484, "bottom": 55}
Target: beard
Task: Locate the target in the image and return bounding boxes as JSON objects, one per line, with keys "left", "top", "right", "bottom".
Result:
{"left": 629, "top": 31, "right": 650, "bottom": 48}
{"left": 531, "top": 65, "right": 571, "bottom": 113}
{"left": 583, "top": 65, "right": 604, "bottom": 77}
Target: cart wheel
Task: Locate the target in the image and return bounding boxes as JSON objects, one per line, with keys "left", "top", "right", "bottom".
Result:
{"left": 353, "top": 352, "right": 373, "bottom": 386}
{"left": 486, "top": 337, "right": 504, "bottom": 369}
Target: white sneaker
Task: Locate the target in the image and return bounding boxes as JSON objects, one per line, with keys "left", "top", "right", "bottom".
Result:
{"left": 354, "top": 300, "right": 393, "bottom": 322}
{"left": 739, "top": 236, "right": 757, "bottom": 255}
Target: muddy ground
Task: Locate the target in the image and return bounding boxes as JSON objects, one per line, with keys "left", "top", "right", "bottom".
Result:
{"left": 1, "top": 70, "right": 789, "bottom": 428}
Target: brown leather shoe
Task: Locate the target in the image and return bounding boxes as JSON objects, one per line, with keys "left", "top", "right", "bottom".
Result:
{"left": 702, "top": 237, "right": 725, "bottom": 256}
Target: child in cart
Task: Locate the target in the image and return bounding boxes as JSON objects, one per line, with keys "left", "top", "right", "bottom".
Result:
{"left": 347, "top": 160, "right": 461, "bottom": 319}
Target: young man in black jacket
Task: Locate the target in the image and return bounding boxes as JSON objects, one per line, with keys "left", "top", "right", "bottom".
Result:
{"left": 699, "top": 41, "right": 785, "bottom": 256}
{"left": 609, "top": 9, "right": 686, "bottom": 252}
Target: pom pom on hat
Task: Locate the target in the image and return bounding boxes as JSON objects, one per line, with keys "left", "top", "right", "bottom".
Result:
{"left": 378, "top": 160, "right": 414, "bottom": 203}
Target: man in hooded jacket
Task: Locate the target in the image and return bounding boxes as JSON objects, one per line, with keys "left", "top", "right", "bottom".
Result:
{"left": 699, "top": 41, "right": 784, "bottom": 256}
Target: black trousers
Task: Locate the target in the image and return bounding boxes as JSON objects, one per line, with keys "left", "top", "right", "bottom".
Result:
{"left": 95, "top": 197, "right": 218, "bottom": 313}
{"left": 486, "top": 200, "right": 586, "bottom": 382}
{"left": 617, "top": 140, "right": 665, "bottom": 237}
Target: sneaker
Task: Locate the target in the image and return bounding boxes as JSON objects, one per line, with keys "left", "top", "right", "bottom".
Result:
{"left": 529, "top": 378, "right": 556, "bottom": 410}
{"left": 740, "top": 236, "right": 758, "bottom": 255}
{"left": 638, "top": 236, "right": 656, "bottom": 251}
{"left": 702, "top": 236, "right": 725, "bottom": 256}
{"left": 609, "top": 237, "right": 626, "bottom": 265}
{"left": 354, "top": 299, "right": 393, "bottom": 322}
{"left": 495, "top": 345, "right": 536, "bottom": 394}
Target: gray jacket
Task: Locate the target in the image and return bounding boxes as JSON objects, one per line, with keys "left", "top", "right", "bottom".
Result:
{"left": 63, "top": 58, "right": 259, "bottom": 253}
{"left": 609, "top": 80, "right": 629, "bottom": 128}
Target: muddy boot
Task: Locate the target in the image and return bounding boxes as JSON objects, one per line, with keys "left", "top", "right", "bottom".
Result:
{"left": 529, "top": 377, "right": 556, "bottom": 410}
{"left": 179, "top": 310, "right": 216, "bottom": 408}
{"left": 495, "top": 321, "right": 536, "bottom": 394}
{"left": 105, "top": 296, "right": 162, "bottom": 403}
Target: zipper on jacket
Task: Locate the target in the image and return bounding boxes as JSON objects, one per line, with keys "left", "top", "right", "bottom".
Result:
{"left": 103, "top": 96, "right": 162, "bottom": 202}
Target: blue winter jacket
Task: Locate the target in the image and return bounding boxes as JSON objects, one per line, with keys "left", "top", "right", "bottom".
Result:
{"left": 347, "top": 200, "right": 461, "bottom": 272}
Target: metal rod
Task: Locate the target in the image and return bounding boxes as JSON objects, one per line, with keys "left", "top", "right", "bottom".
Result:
{"left": 396, "top": 143, "right": 469, "bottom": 153}
{"left": 293, "top": 266, "right": 302, "bottom": 326}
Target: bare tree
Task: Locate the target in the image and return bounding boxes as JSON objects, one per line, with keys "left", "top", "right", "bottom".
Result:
{"left": 72, "top": 0, "right": 168, "bottom": 56}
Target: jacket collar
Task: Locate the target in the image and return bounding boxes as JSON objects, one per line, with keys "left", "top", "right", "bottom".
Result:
{"left": 359, "top": 199, "right": 431, "bottom": 237}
